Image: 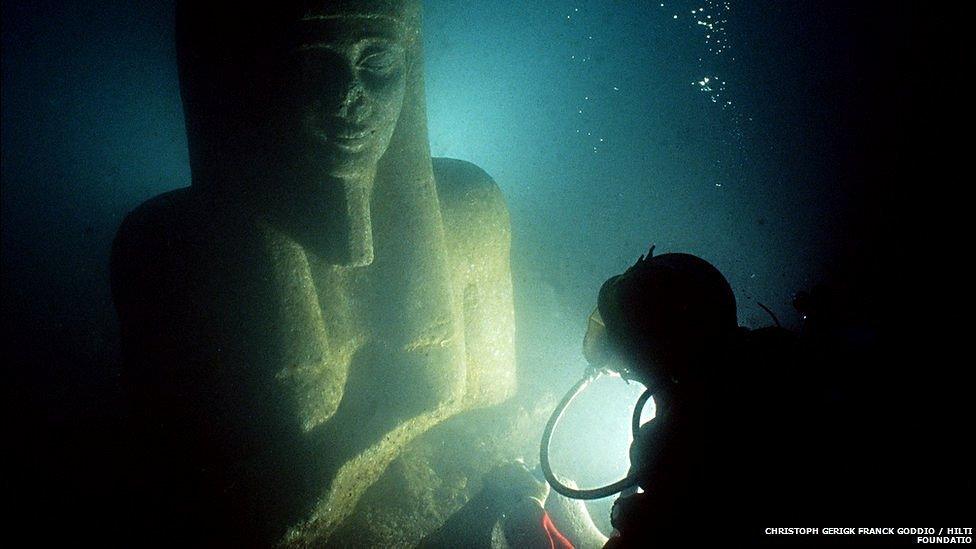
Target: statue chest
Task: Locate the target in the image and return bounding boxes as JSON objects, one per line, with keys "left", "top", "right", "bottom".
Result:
{"left": 205, "top": 218, "right": 467, "bottom": 438}
{"left": 262, "top": 235, "right": 375, "bottom": 432}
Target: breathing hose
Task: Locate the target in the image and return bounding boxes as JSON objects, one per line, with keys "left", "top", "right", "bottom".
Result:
{"left": 539, "top": 368, "right": 655, "bottom": 500}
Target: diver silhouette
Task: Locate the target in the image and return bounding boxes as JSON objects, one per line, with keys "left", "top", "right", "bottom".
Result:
{"left": 543, "top": 247, "right": 838, "bottom": 547}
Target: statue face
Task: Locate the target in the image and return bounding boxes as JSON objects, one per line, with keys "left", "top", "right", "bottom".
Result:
{"left": 280, "top": 16, "right": 407, "bottom": 180}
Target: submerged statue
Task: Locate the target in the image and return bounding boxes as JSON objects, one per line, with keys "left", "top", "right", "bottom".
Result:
{"left": 111, "top": 1, "right": 516, "bottom": 545}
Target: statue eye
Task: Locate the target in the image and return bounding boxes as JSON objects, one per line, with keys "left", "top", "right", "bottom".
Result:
{"left": 358, "top": 48, "right": 400, "bottom": 73}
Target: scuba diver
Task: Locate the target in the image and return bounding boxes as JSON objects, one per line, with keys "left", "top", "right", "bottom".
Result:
{"left": 541, "top": 247, "right": 829, "bottom": 547}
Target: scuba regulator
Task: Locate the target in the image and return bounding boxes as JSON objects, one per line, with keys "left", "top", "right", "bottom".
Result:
{"left": 539, "top": 247, "right": 738, "bottom": 501}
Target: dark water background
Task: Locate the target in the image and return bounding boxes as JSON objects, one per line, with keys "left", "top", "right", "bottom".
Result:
{"left": 3, "top": 0, "right": 971, "bottom": 542}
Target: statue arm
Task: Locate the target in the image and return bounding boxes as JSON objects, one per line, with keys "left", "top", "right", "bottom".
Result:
{"left": 110, "top": 189, "right": 220, "bottom": 395}
{"left": 109, "top": 192, "right": 201, "bottom": 521}
{"left": 434, "top": 158, "right": 518, "bottom": 408}
{"left": 111, "top": 201, "right": 166, "bottom": 369}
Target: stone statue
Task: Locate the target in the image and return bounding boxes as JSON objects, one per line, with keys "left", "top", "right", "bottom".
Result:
{"left": 111, "top": 1, "right": 516, "bottom": 545}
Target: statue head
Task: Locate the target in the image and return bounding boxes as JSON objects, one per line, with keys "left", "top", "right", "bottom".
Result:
{"left": 176, "top": 1, "right": 424, "bottom": 266}
{"left": 279, "top": 4, "right": 415, "bottom": 181}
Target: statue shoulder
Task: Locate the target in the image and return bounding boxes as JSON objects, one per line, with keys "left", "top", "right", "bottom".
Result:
{"left": 431, "top": 159, "right": 516, "bottom": 407}
{"left": 110, "top": 187, "right": 210, "bottom": 309}
{"left": 432, "top": 157, "right": 511, "bottom": 255}
{"left": 112, "top": 188, "right": 195, "bottom": 267}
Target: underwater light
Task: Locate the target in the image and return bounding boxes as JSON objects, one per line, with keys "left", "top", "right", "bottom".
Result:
{"left": 540, "top": 367, "right": 656, "bottom": 500}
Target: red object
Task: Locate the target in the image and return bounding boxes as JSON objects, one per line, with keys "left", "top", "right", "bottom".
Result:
{"left": 541, "top": 510, "right": 575, "bottom": 549}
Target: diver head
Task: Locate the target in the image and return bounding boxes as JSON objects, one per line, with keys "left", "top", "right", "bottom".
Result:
{"left": 585, "top": 248, "right": 737, "bottom": 388}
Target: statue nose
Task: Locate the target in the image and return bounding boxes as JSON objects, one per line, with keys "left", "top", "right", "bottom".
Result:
{"left": 336, "top": 80, "right": 369, "bottom": 122}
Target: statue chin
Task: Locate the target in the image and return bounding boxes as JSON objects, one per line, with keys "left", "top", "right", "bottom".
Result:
{"left": 269, "top": 182, "right": 375, "bottom": 268}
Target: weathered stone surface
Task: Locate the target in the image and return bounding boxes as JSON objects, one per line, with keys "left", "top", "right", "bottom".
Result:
{"left": 330, "top": 394, "right": 554, "bottom": 548}
{"left": 111, "top": 1, "right": 517, "bottom": 545}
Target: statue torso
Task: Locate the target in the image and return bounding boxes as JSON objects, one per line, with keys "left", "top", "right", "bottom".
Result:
{"left": 111, "top": 157, "right": 515, "bottom": 545}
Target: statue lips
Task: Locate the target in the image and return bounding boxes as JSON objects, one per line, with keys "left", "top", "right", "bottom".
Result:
{"left": 316, "top": 121, "right": 373, "bottom": 153}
